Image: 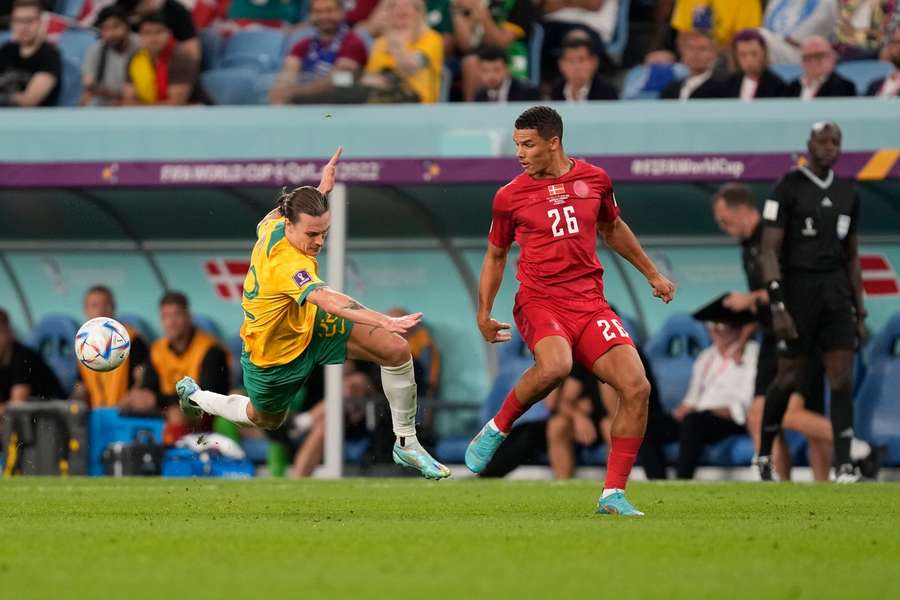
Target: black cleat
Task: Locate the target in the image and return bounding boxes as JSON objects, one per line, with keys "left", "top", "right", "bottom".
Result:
{"left": 856, "top": 445, "right": 887, "bottom": 480}
{"left": 754, "top": 455, "right": 774, "bottom": 481}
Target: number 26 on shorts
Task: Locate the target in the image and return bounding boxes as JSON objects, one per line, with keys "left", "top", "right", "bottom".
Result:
{"left": 597, "top": 319, "right": 629, "bottom": 342}
{"left": 548, "top": 206, "right": 579, "bottom": 237}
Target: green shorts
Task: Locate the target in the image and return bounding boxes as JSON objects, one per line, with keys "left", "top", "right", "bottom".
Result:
{"left": 241, "top": 309, "right": 353, "bottom": 415}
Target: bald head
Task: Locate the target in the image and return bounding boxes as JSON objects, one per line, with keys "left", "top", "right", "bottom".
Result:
{"left": 800, "top": 35, "right": 836, "bottom": 80}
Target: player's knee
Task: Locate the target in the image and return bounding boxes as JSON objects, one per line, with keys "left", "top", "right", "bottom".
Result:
{"left": 621, "top": 374, "right": 651, "bottom": 404}
{"left": 537, "top": 355, "right": 572, "bottom": 387}
{"left": 382, "top": 335, "right": 412, "bottom": 367}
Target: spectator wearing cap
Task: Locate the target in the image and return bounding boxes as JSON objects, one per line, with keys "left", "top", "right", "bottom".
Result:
{"left": 473, "top": 44, "right": 540, "bottom": 102}
{"left": 718, "top": 28, "right": 788, "bottom": 99}
{"left": 81, "top": 5, "right": 140, "bottom": 106}
{"left": 785, "top": 35, "right": 856, "bottom": 98}
{"left": 549, "top": 31, "right": 617, "bottom": 101}
{"left": 660, "top": 30, "right": 721, "bottom": 99}
{"left": 122, "top": 12, "right": 209, "bottom": 106}
{"left": 639, "top": 301, "right": 758, "bottom": 480}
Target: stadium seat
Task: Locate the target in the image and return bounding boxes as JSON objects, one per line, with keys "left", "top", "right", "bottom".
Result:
{"left": 221, "top": 29, "right": 287, "bottom": 72}
{"left": 26, "top": 313, "right": 80, "bottom": 396}
{"left": 644, "top": 313, "right": 711, "bottom": 412}
{"left": 529, "top": 23, "right": 544, "bottom": 87}
{"left": 604, "top": 0, "right": 630, "bottom": 65}
{"left": 57, "top": 56, "right": 83, "bottom": 106}
{"left": 854, "top": 312, "right": 900, "bottom": 465}
{"left": 55, "top": 0, "right": 85, "bottom": 19}
{"left": 770, "top": 63, "right": 802, "bottom": 84}
{"left": 117, "top": 313, "right": 157, "bottom": 342}
{"left": 835, "top": 60, "right": 893, "bottom": 96}
{"left": 192, "top": 314, "right": 223, "bottom": 340}
{"left": 621, "top": 63, "right": 688, "bottom": 100}
{"left": 202, "top": 67, "right": 265, "bottom": 105}
{"left": 199, "top": 28, "right": 224, "bottom": 71}
{"left": 87, "top": 408, "right": 165, "bottom": 475}
{"left": 57, "top": 28, "right": 96, "bottom": 66}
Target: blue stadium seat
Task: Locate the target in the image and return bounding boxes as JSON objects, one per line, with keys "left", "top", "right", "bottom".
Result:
{"left": 55, "top": 0, "right": 85, "bottom": 19}
{"left": 26, "top": 313, "right": 80, "bottom": 396}
{"left": 529, "top": 23, "right": 544, "bottom": 87}
{"left": 855, "top": 312, "right": 900, "bottom": 465}
{"left": 605, "top": 0, "right": 630, "bottom": 65}
{"left": 202, "top": 67, "right": 265, "bottom": 105}
{"left": 57, "top": 56, "right": 83, "bottom": 106}
{"left": 644, "top": 313, "right": 711, "bottom": 412}
{"left": 621, "top": 63, "right": 688, "bottom": 100}
{"left": 57, "top": 28, "right": 96, "bottom": 66}
{"left": 192, "top": 314, "right": 223, "bottom": 340}
{"left": 199, "top": 28, "right": 224, "bottom": 71}
{"left": 221, "top": 29, "right": 287, "bottom": 72}
{"left": 87, "top": 408, "right": 164, "bottom": 475}
{"left": 117, "top": 313, "right": 157, "bottom": 342}
{"left": 770, "top": 63, "right": 802, "bottom": 84}
{"left": 836, "top": 60, "right": 893, "bottom": 96}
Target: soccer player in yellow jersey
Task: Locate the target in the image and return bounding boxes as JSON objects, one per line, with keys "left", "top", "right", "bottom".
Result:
{"left": 175, "top": 148, "right": 450, "bottom": 479}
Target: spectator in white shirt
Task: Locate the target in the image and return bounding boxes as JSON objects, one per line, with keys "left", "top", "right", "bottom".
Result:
{"left": 659, "top": 31, "right": 721, "bottom": 99}
{"left": 785, "top": 35, "right": 857, "bottom": 98}
{"left": 671, "top": 320, "right": 758, "bottom": 479}
{"left": 758, "top": 0, "right": 839, "bottom": 64}
{"left": 867, "top": 26, "right": 900, "bottom": 97}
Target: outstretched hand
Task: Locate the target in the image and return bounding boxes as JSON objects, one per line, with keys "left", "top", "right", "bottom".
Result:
{"left": 317, "top": 146, "right": 343, "bottom": 195}
{"left": 478, "top": 317, "right": 512, "bottom": 343}
{"left": 385, "top": 311, "right": 423, "bottom": 335}
{"left": 649, "top": 272, "right": 676, "bottom": 303}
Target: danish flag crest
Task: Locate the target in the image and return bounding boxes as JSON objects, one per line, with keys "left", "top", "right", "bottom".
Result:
{"left": 548, "top": 184, "right": 566, "bottom": 196}
{"left": 205, "top": 259, "right": 251, "bottom": 302}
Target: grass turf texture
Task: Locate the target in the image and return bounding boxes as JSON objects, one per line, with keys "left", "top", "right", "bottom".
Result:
{"left": 2, "top": 479, "right": 898, "bottom": 599}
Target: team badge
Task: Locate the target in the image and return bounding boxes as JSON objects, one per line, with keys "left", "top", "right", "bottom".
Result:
{"left": 573, "top": 180, "right": 590, "bottom": 198}
{"left": 293, "top": 270, "right": 312, "bottom": 287}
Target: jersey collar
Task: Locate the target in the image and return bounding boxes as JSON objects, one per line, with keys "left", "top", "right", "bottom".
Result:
{"left": 798, "top": 165, "right": 834, "bottom": 190}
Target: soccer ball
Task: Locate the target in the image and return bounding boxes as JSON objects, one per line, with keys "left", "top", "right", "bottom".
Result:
{"left": 75, "top": 317, "right": 131, "bottom": 372}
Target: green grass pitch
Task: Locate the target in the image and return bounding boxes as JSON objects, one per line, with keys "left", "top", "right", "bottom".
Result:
{"left": 2, "top": 478, "right": 898, "bottom": 599}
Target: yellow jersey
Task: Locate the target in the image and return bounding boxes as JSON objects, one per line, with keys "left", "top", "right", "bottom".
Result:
{"left": 365, "top": 28, "right": 444, "bottom": 104}
{"left": 240, "top": 219, "right": 324, "bottom": 368}
{"left": 671, "top": 0, "right": 761, "bottom": 48}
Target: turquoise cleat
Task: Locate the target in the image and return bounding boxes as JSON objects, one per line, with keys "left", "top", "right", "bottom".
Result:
{"left": 175, "top": 376, "right": 202, "bottom": 418}
{"left": 393, "top": 443, "right": 451, "bottom": 480}
{"left": 595, "top": 491, "right": 645, "bottom": 517}
{"left": 464, "top": 421, "right": 507, "bottom": 474}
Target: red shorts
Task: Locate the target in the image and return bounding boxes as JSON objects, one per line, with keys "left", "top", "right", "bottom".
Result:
{"left": 513, "top": 289, "right": 635, "bottom": 370}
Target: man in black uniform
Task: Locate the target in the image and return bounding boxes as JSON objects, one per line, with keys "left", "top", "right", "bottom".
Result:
{"left": 756, "top": 121, "right": 867, "bottom": 483}
{"left": 710, "top": 183, "right": 884, "bottom": 481}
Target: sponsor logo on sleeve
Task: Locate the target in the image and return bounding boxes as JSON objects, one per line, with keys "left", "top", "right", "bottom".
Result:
{"left": 763, "top": 199, "right": 779, "bottom": 221}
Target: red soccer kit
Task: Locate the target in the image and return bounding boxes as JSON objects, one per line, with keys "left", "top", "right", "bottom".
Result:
{"left": 488, "top": 159, "right": 635, "bottom": 369}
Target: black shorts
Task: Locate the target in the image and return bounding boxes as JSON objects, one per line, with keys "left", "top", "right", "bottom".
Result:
{"left": 756, "top": 332, "right": 825, "bottom": 414}
{"left": 781, "top": 270, "right": 858, "bottom": 357}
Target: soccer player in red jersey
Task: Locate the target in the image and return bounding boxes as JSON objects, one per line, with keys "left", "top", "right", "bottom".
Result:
{"left": 465, "top": 106, "right": 676, "bottom": 516}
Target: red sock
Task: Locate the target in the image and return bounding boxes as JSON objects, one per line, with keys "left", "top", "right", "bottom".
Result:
{"left": 493, "top": 389, "right": 527, "bottom": 434}
{"left": 604, "top": 436, "right": 643, "bottom": 490}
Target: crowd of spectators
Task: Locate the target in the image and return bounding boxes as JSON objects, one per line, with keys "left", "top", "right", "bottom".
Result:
{"left": 1, "top": 0, "right": 898, "bottom": 106}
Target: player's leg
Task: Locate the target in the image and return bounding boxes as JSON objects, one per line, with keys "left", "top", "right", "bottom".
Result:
{"left": 823, "top": 348, "right": 858, "bottom": 481}
{"left": 465, "top": 336, "right": 573, "bottom": 473}
{"left": 590, "top": 344, "right": 650, "bottom": 516}
{"left": 757, "top": 355, "right": 807, "bottom": 479}
{"left": 176, "top": 377, "right": 279, "bottom": 428}
{"left": 346, "top": 323, "right": 450, "bottom": 479}
{"left": 748, "top": 395, "right": 792, "bottom": 479}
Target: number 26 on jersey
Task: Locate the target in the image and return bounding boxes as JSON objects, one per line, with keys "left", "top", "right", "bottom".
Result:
{"left": 548, "top": 206, "right": 579, "bottom": 237}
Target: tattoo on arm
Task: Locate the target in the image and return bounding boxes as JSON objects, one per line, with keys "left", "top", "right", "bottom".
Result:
{"left": 344, "top": 301, "right": 365, "bottom": 310}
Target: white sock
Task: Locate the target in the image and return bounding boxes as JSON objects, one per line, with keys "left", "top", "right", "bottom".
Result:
{"left": 190, "top": 390, "right": 255, "bottom": 427}
{"left": 601, "top": 488, "right": 624, "bottom": 499}
{"left": 850, "top": 438, "right": 871, "bottom": 461}
{"left": 381, "top": 359, "right": 418, "bottom": 441}
{"left": 487, "top": 419, "right": 507, "bottom": 436}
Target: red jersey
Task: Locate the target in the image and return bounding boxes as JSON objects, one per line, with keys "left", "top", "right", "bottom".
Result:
{"left": 488, "top": 159, "right": 619, "bottom": 302}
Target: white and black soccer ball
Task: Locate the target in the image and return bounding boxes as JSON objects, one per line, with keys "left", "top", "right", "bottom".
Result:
{"left": 75, "top": 317, "right": 131, "bottom": 372}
